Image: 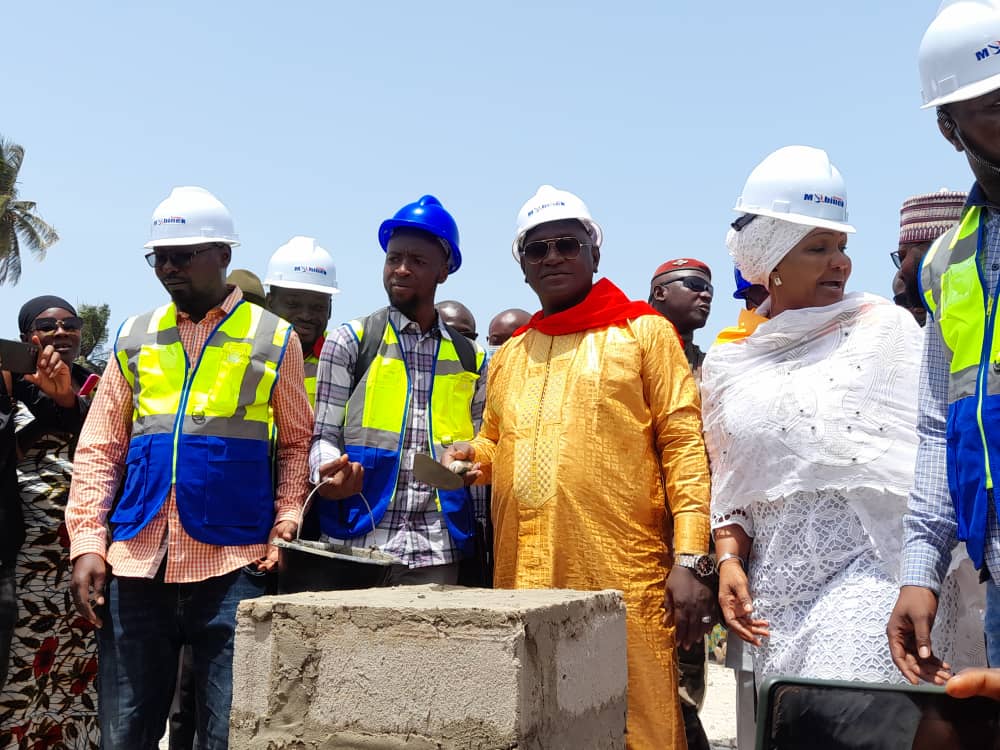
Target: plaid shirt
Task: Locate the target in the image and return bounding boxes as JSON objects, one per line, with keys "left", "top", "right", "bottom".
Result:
{"left": 309, "top": 307, "right": 487, "bottom": 568}
{"left": 66, "top": 287, "right": 313, "bottom": 584}
{"left": 902, "top": 186, "right": 1000, "bottom": 591}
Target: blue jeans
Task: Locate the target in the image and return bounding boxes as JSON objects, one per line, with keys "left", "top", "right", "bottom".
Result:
{"left": 987, "top": 579, "right": 1000, "bottom": 668}
{"left": 97, "top": 565, "right": 267, "bottom": 750}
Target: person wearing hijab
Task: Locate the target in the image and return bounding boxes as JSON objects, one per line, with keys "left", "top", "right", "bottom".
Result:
{"left": 701, "top": 147, "right": 980, "bottom": 685}
{"left": 0, "top": 295, "right": 97, "bottom": 748}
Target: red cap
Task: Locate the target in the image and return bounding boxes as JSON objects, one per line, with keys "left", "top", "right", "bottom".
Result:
{"left": 652, "top": 258, "right": 712, "bottom": 281}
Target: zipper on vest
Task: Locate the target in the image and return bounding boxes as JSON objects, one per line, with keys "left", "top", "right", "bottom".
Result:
{"left": 388, "top": 317, "right": 408, "bottom": 513}
{"left": 170, "top": 306, "right": 239, "bottom": 484}
{"left": 975, "top": 222, "right": 996, "bottom": 492}
{"left": 426, "top": 335, "right": 446, "bottom": 513}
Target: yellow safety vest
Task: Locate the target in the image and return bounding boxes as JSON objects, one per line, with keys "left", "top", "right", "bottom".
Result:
{"left": 318, "top": 310, "right": 484, "bottom": 549}
{"left": 921, "top": 203, "right": 1000, "bottom": 566}
{"left": 110, "top": 300, "right": 291, "bottom": 546}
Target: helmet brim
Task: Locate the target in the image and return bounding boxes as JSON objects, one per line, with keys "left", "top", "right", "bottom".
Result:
{"left": 265, "top": 279, "right": 340, "bottom": 295}
{"left": 144, "top": 236, "right": 241, "bottom": 249}
{"left": 922, "top": 72, "right": 1000, "bottom": 109}
{"left": 730, "top": 207, "right": 856, "bottom": 235}
{"left": 379, "top": 219, "right": 461, "bottom": 273}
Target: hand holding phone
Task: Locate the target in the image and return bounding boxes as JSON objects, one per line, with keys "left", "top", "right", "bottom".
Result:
{"left": 0, "top": 339, "right": 39, "bottom": 374}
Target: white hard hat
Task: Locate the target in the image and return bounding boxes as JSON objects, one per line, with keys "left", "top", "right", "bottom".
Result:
{"left": 145, "top": 186, "right": 240, "bottom": 249}
{"left": 265, "top": 236, "right": 340, "bottom": 295}
{"left": 733, "top": 146, "right": 856, "bottom": 234}
{"left": 512, "top": 185, "right": 604, "bottom": 258}
{"left": 919, "top": 0, "right": 1000, "bottom": 109}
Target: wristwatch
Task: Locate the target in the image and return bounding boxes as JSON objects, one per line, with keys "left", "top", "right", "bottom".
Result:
{"left": 675, "top": 553, "right": 716, "bottom": 578}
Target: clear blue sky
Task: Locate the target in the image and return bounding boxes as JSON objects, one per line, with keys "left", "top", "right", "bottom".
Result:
{"left": 3, "top": 1, "right": 970, "bottom": 352}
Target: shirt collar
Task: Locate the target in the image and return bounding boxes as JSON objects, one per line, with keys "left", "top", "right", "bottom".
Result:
{"left": 175, "top": 285, "right": 243, "bottom": 322}
{"left": 388, "top": 306, "right": 443, "bottom": 338}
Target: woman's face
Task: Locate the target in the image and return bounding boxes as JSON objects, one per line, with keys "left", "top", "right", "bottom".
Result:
{"left": 770, "top": 228, "right": 851, "bottom": 312}
{"left": 25, "top": 307, "right": 82, "bottom": 367}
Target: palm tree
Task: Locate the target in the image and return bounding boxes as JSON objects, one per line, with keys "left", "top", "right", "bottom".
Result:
{"left": 0, "top": 137, "right": 59, "bottom": 285}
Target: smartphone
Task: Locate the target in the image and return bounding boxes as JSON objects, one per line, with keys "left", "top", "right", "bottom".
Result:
{"left": 756, "top": 676, "right": 1000, "bottom": 750}
{"left": 0, "top": 339, "right": 39, "bottom": 374}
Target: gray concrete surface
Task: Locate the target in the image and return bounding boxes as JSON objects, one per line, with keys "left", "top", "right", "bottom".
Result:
{"left": 228, "top": 586, "right": 628, "bottom": 749}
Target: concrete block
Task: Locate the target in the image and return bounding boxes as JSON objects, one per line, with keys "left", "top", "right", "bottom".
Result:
{"left": 230, "top": 585, "right": 627, "bottom": 750}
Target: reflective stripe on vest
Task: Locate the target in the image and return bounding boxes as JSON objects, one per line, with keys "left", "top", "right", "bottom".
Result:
{"left": 921, "top": 204, "right": 1000, "bottom": 566}
{"left": 304, "top": 353, "right": 319, "bottom": 408}
{"left": 318, "top": 314, "right": 484, "bottom": 549}
{"left": 111, "top": 300, "right": 291, "bottom": 546}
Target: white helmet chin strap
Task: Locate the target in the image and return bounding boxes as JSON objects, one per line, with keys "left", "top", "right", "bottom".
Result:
{"left": 942, "top": 108, "right": 1000, "bottom": 180}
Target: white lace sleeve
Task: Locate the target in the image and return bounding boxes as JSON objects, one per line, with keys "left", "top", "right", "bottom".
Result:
{"left": 711, "top": 505, "right": 754, "bottom": 536}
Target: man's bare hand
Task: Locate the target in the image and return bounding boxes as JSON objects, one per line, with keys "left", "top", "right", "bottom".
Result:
{"left": 887, "top": 585, "right": 952, "bottom": 685}
{"left": 316, "top": 455, "right": 364, "bottom": 500}
{"left": 664, "top": 565, "right": 717, "bottom": 649}
{"left": 258, "top": 520, "right": 298, "bottom": 573}
{"left": 71, "top": 553, "right": 107, "bottom": 628}
{"left": 439, "top": 441, "right": 481, "bottom": 486}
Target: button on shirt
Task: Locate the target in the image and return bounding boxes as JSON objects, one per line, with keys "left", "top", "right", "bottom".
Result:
{"left": 66, "top": 287, "right": 313, "bottom": 584}
{"left": 903, "top": 188, "right": 1000, "bottom": 591}
{"left": 309, "top": 308, "right": 487, "bottom": 569}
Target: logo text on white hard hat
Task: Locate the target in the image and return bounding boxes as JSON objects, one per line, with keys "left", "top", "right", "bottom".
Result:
{"left": 153, "top": 216, "right": 187, "bottom": 226}
{"left": 976, "top": 42, "right": 1000, "bottom": 62}
{"left": 803, "top": 193, "right": 845, "bottom": 208}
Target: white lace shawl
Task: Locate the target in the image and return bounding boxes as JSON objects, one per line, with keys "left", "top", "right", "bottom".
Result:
{"left": 701, "top": 293, "right": 923, "bottom": 572}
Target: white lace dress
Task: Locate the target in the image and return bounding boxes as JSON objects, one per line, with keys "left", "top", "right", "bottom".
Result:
{"left": 725, "top": 488, "right": 903, "bottom": 683}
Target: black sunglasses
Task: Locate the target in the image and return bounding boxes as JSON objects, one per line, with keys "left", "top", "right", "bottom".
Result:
{"left": 145, "top": 245, "right": 217, "bottom": 269}
{"left": 890, "top": 250, "right": 903, "bottom": 269}
{"left": 520, "top": 237, "right": 591, "bottom": 264}
{"left": 32, "top": 316, "right": 84, "bottom": 333}
{"left": 658, "top": 276, "right": 714, "bottom": 296}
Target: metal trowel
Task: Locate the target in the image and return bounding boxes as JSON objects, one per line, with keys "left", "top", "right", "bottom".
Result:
{"left": 412, "top": 453, "right": 472, "bottom": 490}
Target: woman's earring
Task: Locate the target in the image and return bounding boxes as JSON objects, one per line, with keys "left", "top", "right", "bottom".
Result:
{"left": 772, "top": 274, "right": 782, "bottom": 287}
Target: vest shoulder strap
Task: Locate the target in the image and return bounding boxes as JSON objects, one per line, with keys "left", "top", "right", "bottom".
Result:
{"left": 352, "top": 307, "right": 391, "bottom": 388}
{"left": 350, "top": 308, "right": 480, "bottom": 390}
{"left": 440, "top": 323, "right": 479, "bottom": 375}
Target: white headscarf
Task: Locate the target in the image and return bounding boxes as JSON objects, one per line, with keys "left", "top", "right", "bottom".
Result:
{"left": 725, "top": 216, "right": 814, "bottom": 287}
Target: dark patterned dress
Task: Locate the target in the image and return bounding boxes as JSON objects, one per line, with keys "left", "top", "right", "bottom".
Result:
{"left": 0, "top": 404, "right": 98, "bottom": 749}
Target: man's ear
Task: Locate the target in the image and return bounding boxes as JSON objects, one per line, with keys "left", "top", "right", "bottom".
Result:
{"left": 19, "top": 332, "right": 28, "bottom": 344}
{"left": 592, "top": 245, "right": 601, "bottom": 274}
{"left": 938, "top": 109, "right": 964, "bottom": 152}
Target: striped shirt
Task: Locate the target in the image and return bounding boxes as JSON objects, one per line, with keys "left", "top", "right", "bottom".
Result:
{"left": 902, "top": 188, "right": 1000, "bottom": 591}
{"left": 66, "top": 286, "right": 313, "bottom": 584}
{"left": 309, "top": 307, "right": 487, "bottom": 569}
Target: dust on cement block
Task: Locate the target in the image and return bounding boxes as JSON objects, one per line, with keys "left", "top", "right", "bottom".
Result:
{"left": 229, "top": 585, "right": 627, "bottom": 749}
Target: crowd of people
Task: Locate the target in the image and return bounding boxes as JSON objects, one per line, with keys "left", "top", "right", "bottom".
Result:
{"left": 2, "top": 2, "right": 1000, "bottom": 749}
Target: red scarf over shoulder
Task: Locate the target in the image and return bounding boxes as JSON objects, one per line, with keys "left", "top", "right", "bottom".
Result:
{"left": 514, "top": 278, "right": 661, "bottom": 337}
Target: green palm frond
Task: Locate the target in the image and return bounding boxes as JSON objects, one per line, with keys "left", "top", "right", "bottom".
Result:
{"left": 0, "top": 139, "right": 24, "bottom": 196}
{"left": 13, "top": 206, "right": 59, "bottom": 252}
{"left": 0, "top": 136, "right": 59, "bottom": 285}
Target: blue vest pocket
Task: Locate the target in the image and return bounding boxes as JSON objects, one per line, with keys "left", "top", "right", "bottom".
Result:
{"left": 111, "top": 441, "right": 151, "bottom": 524}
{"left": 202, "top": 438, "right": 272, "bottom": 528}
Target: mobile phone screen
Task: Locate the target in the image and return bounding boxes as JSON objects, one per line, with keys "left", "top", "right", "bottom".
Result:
{"left": 0, "top": 339, "right": 39, "bottom": 374}
{"left": 761, "top": 680, "right": 1000, "bottom": 750}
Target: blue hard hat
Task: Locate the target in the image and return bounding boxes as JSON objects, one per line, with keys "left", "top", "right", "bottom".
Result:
{"left": 378, "top": 195, "right": 462, "bottom": 273}
{"left": 733, "top": 267, "right": 752, "bottom": 299}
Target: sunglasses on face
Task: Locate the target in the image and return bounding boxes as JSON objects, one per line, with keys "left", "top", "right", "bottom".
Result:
{"left": 890, "top": 250, "right": 903, "bottom": 269}
{"left": 659, "top": 276, "right": 714, "bottom": 296}
{"left": 144, "top": 246, "right": 216, "bottom": 269}
{"left": 520, "top": 237, "right": 591, "bottom": 264}
{"left": 32, "top": 316, "right": 84, "bottom": 333}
